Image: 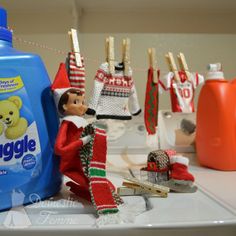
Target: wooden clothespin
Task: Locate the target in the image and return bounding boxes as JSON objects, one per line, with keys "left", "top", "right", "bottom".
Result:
{"left": 105, "top": 36, "right": 115, "bottom": 75}
{"left": 122, "top": 38, "right": 131, "bottom": 76}
{"left": 68, "top": 28, "right": 82, "bottom": 67}
{"left": 177, "top": 52, "right": 191, "bottom": 81}
{"left": 124, "top": 176, "right": 169, "bottom": 198}
{"left": 148, "top": 48, "right": 158, "bottom": 84}
{"left": 165, "top": 52, "right": 180, "bottom": 82}
{"left": 117, "top": 186, "right": 146, "bottom": 196}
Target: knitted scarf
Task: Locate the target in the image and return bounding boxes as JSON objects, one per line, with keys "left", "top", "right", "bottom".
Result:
{"left": 144, "top": 67, "right": 159, "bottom": 135}
{"left": 80, "top": 124, "right": 119, "bottom": 215}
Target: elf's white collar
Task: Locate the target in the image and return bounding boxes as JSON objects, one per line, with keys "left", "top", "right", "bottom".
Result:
{"left": 62, "top": 115, "right": 88, "bottom": 129}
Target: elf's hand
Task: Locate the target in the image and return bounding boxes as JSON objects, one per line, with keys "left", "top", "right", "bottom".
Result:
{"left": 81, "top": 135, "right": 92, "bottom": 145}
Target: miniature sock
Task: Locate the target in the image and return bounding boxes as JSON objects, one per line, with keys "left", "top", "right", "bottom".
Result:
{"left": 170, "top": 155, "right": 194, "bottom": 182}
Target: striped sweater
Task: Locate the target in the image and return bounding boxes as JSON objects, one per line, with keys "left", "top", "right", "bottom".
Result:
{"left": 66, "top": 52, "right": 86, "bottom": 94}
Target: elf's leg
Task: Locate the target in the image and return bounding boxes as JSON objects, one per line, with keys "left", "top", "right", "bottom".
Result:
{"left": 66, "top": 181, "right": 91, "bottom": 202}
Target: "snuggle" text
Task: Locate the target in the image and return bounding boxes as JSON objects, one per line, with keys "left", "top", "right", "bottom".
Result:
{"left": 0, "top": 135, "right": 36, "bottom": 162}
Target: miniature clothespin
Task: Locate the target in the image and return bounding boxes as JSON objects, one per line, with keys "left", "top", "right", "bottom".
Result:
{"left": 105, "top": 36, "right": 115, "bottom": 75}
{"left": 177, "top": 52, "right": 191, "bottom": 81}
{"left": 117, "top": 186, "right": 146, "bottom": 196}
{"left": 68, "top": 28, "right": 82, "bottom": 67}
{"left": 148, "top": 48, "right": 158, "bottom": 84}
{"left": 165, "top": 52, "right": 180, "bottom": 82}
{"left": 122, "top": 38, "right": 131, "bottom": 76}
{"left": 123, "top": 176, "right": 169, "bottom": 198}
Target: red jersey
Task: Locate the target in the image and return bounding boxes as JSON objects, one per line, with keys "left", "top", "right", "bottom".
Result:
{"left": 160, "top": 71, "right": 204, "bottom": 112}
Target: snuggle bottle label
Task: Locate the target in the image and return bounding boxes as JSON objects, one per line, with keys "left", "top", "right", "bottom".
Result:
{"left": 0, "top": 72, "right": 42, "bottom": 191}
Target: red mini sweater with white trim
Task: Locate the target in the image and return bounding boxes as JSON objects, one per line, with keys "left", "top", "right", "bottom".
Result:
{"left": 88, "top": 62, "right": 141, "bottom": 120}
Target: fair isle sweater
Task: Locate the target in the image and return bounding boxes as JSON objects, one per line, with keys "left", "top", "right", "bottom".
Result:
{"left": 88, "top": 62, "right": 141, "bottom": 120}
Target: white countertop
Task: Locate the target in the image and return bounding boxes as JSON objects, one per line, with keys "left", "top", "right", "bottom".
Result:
{"left": 0, "top": 153, "right": 236, "bottom": 236}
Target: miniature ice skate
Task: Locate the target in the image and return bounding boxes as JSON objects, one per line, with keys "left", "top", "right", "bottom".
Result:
{"left": 162, "top": 155, "right": 197, "bottom": 193}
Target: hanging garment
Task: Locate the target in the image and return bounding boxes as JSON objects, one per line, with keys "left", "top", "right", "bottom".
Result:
{"left": 144, "top": 67, "right": 160, "bottom": 135}
{"left": 88, "top": 62, "right": 141, "bottom": 120}
{"left": 67, "top": 52, "right": 86, "bottom": 94}
{"left": 160, "top": 71, "right": 204, "bottom": 113}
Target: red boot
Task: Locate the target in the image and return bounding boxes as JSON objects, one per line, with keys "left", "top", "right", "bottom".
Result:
{"left": 170, "top": 156, "right": 194, "bottom": 183}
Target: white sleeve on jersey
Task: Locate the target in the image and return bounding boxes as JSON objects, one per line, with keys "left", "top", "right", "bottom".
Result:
{"left": 191, "top": 73, "right": 205, "bottom": 89}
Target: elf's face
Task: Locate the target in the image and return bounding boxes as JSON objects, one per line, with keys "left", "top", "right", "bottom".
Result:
{"left": 63, "top": 92, "right": 88, "bottom": 116}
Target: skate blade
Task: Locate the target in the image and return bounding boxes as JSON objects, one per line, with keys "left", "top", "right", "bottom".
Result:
{"left": 161, "top": 179, "right": 198, "bottom": 193}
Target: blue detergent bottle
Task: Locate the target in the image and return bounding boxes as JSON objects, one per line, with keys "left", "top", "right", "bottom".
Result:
{"left": 0, "top": 7, "right": 62, "bottom": 211}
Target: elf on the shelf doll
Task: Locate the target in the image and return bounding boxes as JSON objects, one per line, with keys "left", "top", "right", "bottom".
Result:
{"left": 51, "top": 63, "right": 122, "bottom": 218}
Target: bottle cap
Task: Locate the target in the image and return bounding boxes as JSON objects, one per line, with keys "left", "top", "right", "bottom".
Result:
{"left": 0, "top": 7, "right": 12, "bottom": 42}
{"left": 206, "top": 63, "right": 224, "bottom": 80}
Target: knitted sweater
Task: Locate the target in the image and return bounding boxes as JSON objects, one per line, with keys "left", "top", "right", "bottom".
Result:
{"left": 88, "top": 62, "right": 141, "bottom": 120}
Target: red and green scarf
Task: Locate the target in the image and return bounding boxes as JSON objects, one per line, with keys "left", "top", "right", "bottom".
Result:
{"left": 80, "top": 124, "right": 121, "bottom": 215}
{"left": 144, "top": 67, "right": 160, "bottom": 135}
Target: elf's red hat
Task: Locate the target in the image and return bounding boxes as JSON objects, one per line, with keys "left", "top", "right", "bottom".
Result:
{"left": 51, "top": 63, "right": 73, "bottom": 114}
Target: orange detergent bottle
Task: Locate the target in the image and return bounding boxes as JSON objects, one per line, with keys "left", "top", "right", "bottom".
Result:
{"left": 196, "top": 63, "right": 236, "bottom": 170}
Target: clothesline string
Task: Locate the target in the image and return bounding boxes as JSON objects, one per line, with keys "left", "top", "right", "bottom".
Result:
{"left": 13, "top": 35, "right": 205, "bottom": 74}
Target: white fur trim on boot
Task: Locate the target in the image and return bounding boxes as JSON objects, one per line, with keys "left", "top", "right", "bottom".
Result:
{"left": 170, "top": 155, "right": 189, "bottom": 166}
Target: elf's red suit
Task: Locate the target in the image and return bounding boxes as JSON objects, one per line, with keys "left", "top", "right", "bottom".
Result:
{"left": 52, "top": 63, "right": 121, "bottom": 215}
{"left": 54, "top": 116, "right": 117, "bottom": 205}
{"left": 55, "top": 117, "right": 89, "bottom": 188}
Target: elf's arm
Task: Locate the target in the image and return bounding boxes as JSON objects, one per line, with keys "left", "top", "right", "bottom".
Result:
{"left": 54, "top": 121, "right": 84, "bottom": 156}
